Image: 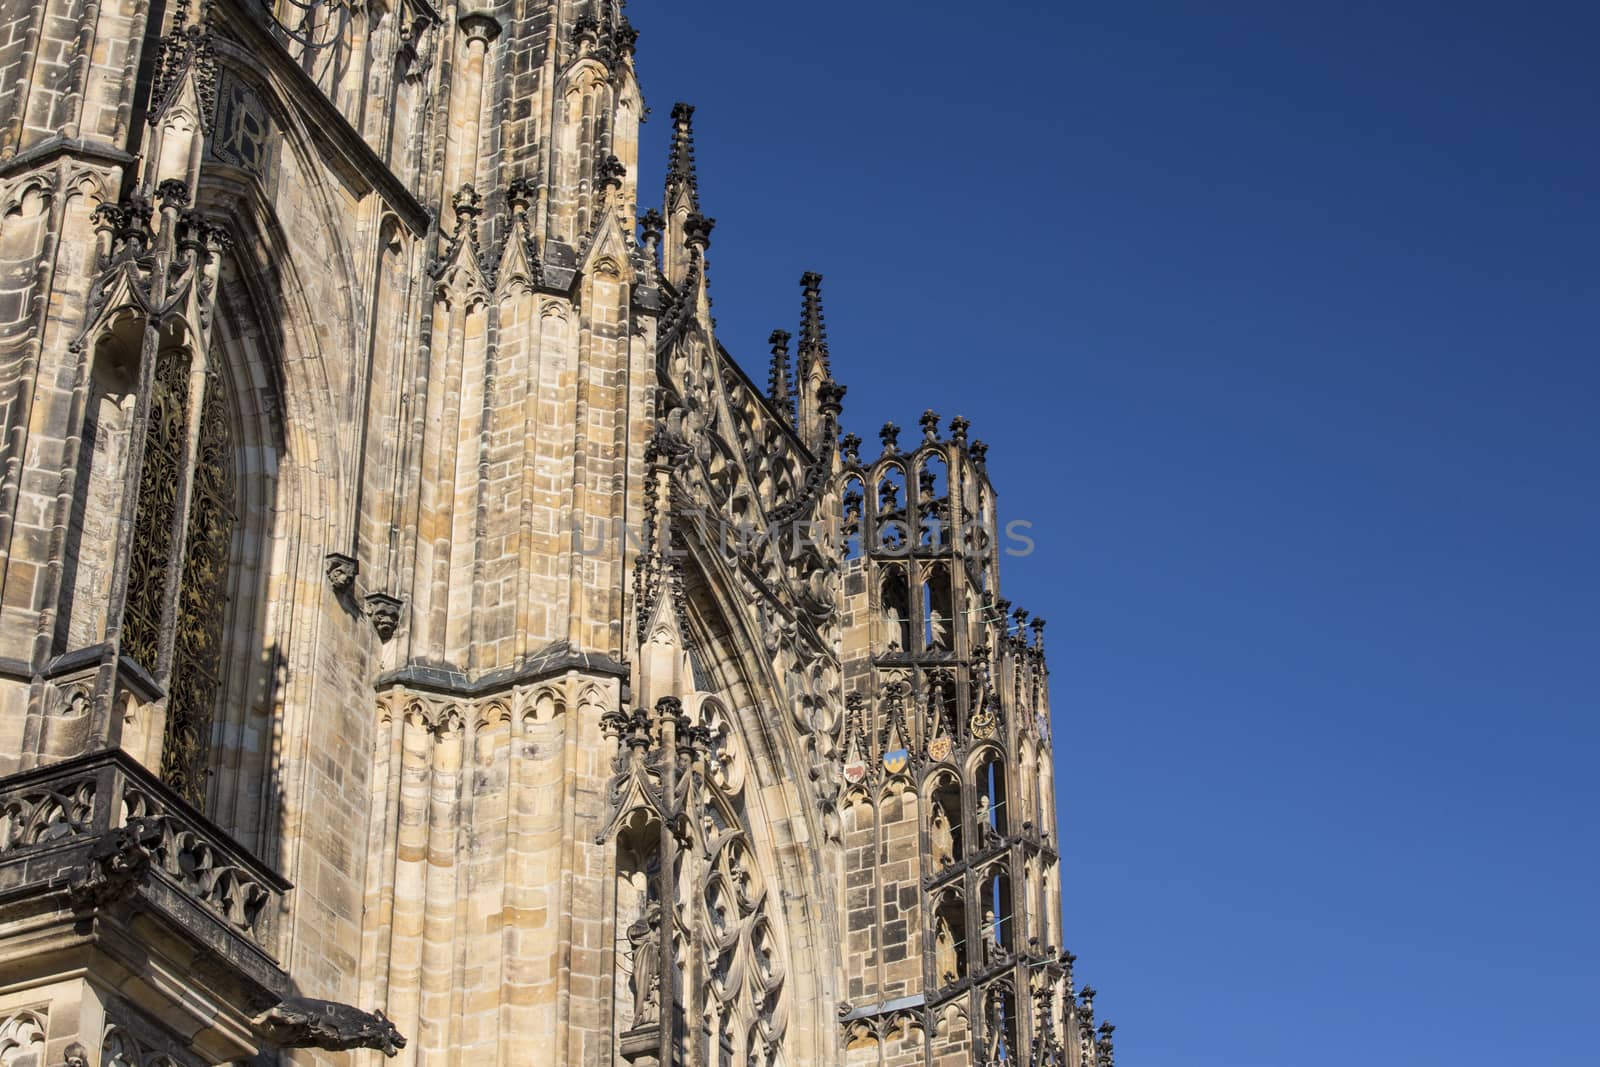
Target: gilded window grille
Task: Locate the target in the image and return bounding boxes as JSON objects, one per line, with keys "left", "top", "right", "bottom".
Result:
{"left": 162, "top": 367, "right": 236, "bottom": 808}
{"left": 122, "top": 348, "right": 191, "bottom": 672}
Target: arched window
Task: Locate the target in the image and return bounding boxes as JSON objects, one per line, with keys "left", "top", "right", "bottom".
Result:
{"left": 121, "top": 344, "right": 193, "bottom": 673}
{"left": 873, "top": 465, "right": 907, "bottom": 554}
{"left": 917, "top": 452, "right": 948, "bottom": 546}
{"left": 932, "top": 889, "right": 967, "bottom": 987}
{"left": 116, "top": 346, "right": 240, "bottom": 809}
{"left": 162, "top": 366, "right": 237, "bottom": 803}
{"left": 840, "top": 475, "right": 865, "bottom": 560}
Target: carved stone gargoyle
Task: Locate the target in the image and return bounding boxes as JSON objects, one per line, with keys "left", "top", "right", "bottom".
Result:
{"left": 251, "top": 998, "right": 407, "bottom": 1057}
{"left": 68, "top": 816, "right": 165, "bottom": 910}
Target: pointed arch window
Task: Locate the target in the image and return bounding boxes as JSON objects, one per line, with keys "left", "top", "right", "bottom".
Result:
{"left": 163, "top": 367, "right": 237, "bottom": 803}
{"left": 122, "top": 347, "right": 191, "bottom": 671}
{"left": 122, "top": 351, "right": 238, "bottom": 809}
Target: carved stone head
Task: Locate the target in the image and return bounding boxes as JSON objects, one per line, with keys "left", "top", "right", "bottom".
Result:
{"left": 325, "top": 552, "right": 358, "bottom": 594}
{"left": 365, "top": 593, "right": 403, "bottom": 642}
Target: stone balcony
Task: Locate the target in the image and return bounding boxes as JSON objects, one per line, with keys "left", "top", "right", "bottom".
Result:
{"left": 0, "top": 748, "right": 292, "bottom": 1060}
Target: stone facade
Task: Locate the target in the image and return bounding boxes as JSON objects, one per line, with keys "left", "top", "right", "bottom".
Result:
{"left": 0, "top": 0, "right": 1116, "bottom": 1064}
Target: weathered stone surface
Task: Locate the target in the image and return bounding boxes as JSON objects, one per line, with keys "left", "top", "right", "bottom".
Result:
{"left": 0, "top": 0, "right": 1111, "bottom": 1064}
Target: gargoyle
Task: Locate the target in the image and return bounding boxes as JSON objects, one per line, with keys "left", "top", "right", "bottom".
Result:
{"left": 69, "top": 816, "right": 164, "bottom": 909}
{"left": 251, "top": 998, "right": 407, "bottom": 1057}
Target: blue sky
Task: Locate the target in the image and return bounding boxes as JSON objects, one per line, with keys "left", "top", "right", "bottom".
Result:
{"left": 629, "top": 2, "right": 1600, "bottom": 1063}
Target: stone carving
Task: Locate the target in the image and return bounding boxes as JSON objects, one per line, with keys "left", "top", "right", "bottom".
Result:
{"left": 627, "top": 900, "right": 662, "bottom": 1025}
{"left": 882, "top": 601, "right": 903, "bottom": 652}
{"left": 325, "top": 552, "right": 358, "bottom": 593}
{"left": 365, "top": 592, "right": 403, "bottom": 641}
{"left": 251, "top": 998, "right": 407, "bottom": 1056}
{"left": 935, "top": 915, "right": 960, "bottom": 986}
{"left": 926, "top": 604, "right": 948, "bottom": 649}
{"left": 0, "top": 1009, "right": 46, "bottom": 1067}
{"left": 930, "top": 799, "right": 955, "bottom": 869}
{"left": 69, "top": 817, "right": 164, "bottom": 909}
{"left": 976, "top": 795, "right": 1003, "bottom": 849}
{"left": 0, "top": 780, "right": 96, "bottom": 853}
{"left": 123, "top": 788, "right": 274, "bottom": 935}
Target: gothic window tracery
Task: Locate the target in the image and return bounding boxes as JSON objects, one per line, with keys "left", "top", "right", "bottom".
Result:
{"left": 116, "top": 335, "right": 239, "bottom": 810}
{"left": 874, "top": 465, "right": 907, "bottom": 553}
{"left": 0, "top": 1009, "right": 46, "bottom": 1067}
{"left": 122, "top": 346, "right": 192, "bottom": 672}
{"left": 918, "top": 452, "right": 948, "bottom": 546}
{"left": 608, "top": 696, "right": 788, "bottom": 1066}
{"left": 162, "top": 368, "right": 236, "bottom": 805}
{"left": 841, "top": 475, "right": 864, "bottom": 560}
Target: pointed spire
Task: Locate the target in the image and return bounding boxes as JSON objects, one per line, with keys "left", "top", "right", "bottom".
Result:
{"left": 666, "top": 102, "right": 700, "bottom": 213}
{"left": 661, "top": 102, "right": 708, "bottom": 286}
{"left": 794, "top": 271, "right": 841, "bottom": 453}
{"left": 767, "top": 330, "right": 794, "bottom": 419}
{"left": 797, "top": 271, "right": 830, "bottom": 378}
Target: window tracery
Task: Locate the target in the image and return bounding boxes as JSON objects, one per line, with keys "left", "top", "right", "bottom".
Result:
{"left": 161, "top": 368, "right": 236, "bottom": 806}
{"left": 123, "top": 348, "right": 191, "bottom": 672}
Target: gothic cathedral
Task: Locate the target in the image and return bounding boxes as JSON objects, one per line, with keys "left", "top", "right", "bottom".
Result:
{"left": 0, "top": 0, "right": 1117, "bottom": 1064}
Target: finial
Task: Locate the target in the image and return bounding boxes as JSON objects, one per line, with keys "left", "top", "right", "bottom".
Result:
{"left": 818, "top": 380, "right": 846, "bottom": 418}
{"left": 452, "top": 183, "right": 482, "bottom": 218}
{"left": 640, "top": 208, "right": 664, "bottom": 243}
{"left": 879, "top": 422, "right": 900, "bottom": 455}
{"left": 155, "top": 179, "right": 190, "bottom": 209}
{"left": 949, "top": 415, "right": 970, "bottom": 444}
{"left": 613, "top": 18, "right": 639, "bottom": 56}
{"left": 447, "top": 184, "right": 483, "bottom": 249}
{"left": 969, "top": 439, "right": 989, "bottom": 467}
{"left": 1098, "top": 1021, "right": 1116, "bottom": 1066}
{"left": 506, "top": 177, "right": 534, "bottom": 215}
{"left": 1031, "top": 616, "right": 1046, "bottom": 650}
{"left": 919, "top": 409, "right": 941, "bottom": 442}
{"left": 768, "top": 330, "right": 794, "bottom": 416}
{"left": 841, "top": 432, "right": 862, "bottom": 465}
{"left": 683, "top": 212, "right": 714, "bottom": 251}
{"left": 598, "top": 154, "right": 626, "bottom": 192}
{"left": 798, "top": 271, "right": 831, "bottom": 376}
{"left": 666, "top": 102, "right": 700, "bottom": 212}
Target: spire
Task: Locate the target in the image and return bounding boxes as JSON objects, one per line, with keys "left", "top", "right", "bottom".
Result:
{"left": 662, "top": 102, "right": 709, "bottom": 285}
{"left": 794, "top": 272, "right": 840, "bottom": 453}
{"left": 665, "top": 102, "right": 700, "bottom": 214}
{"left": 767, "top": 330, "right": 794, "bottom": 420}
{"left": 797, "top": 271, "right": 830, "bottom": 379}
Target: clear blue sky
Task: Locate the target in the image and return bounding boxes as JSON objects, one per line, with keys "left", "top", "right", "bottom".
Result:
{"left": 629, "top": 2, "right": 1599, "bottom": 1063}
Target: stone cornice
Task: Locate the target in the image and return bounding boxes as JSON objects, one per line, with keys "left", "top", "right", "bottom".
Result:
{"left": 376, "top": 644, "right": 629, "bottom": 700}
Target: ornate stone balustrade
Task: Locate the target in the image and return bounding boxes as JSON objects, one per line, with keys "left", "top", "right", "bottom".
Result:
{"left": 0, "top": 749, "right": 290, "bottom": 991}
